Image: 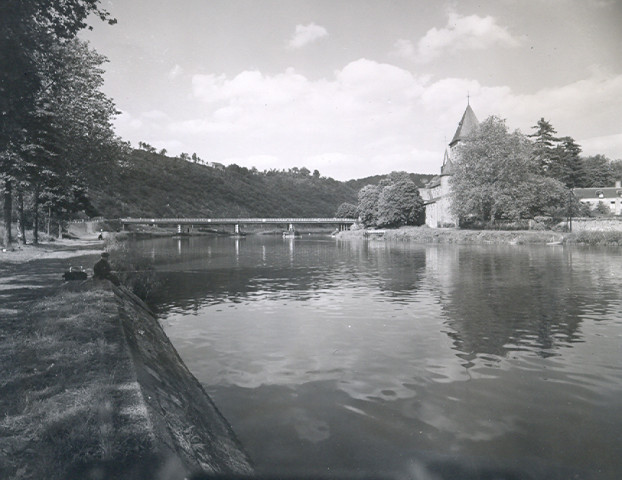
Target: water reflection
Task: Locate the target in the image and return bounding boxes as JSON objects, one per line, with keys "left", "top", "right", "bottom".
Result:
{"left": 137, "top": 236, "right": 622, "bottom": 478}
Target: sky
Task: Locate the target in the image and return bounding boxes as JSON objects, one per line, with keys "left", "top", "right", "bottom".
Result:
{"left": 81, "top": 0, "right": 622, "bottom": 181}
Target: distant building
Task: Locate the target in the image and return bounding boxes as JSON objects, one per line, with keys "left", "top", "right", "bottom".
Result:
{"left": 419, "top": 104, "right": 479, "bottom": 228}
{"left": 574, "top": 180, "right": 622, "bottom": 215}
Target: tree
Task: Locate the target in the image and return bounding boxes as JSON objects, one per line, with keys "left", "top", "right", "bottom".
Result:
{"left": 582, "top": 154, "right": 613, "bottom": 187}
{"left": 335, "top": 202, "right": 358, "bottom": 219}
{"left": 551, "top": 136, "right": 585, "bottom": 188}
{"left": 356, "top": 172, "right": 425, "bottom": 228}
{"left": 357, "top": 185, "right": 380, "bottom": 227}
{"left": 451, "top": 116, "right": 567, "bottom": 224}
{"left": 376, "top": 178, "right": 425, "bottom": 228}
{"left": 528, "top": 118, "right": 559, "bottom": 173}
{"left": 0, "top": 0, "right": 115, "bottom": 246}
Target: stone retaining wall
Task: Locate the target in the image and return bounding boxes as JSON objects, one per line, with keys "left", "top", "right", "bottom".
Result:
{"left": 570, "top": 217, "right": 622, "bottom": 232}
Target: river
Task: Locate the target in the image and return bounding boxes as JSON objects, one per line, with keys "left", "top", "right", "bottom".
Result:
{"left": 137, "top": 234, "right": 622, "bottom": 479}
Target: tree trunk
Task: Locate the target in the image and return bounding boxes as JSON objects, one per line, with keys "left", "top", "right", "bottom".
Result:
{"left": 33, "top": 184, "right": 39, "bottom": 244}
{"left": 17, "top": 188, "right": 26, "bottom": 245}
{"left": 58, "top": 221, "right": 62, "bottom": 239}
{"left": 3, "top": 179, "right": 12, "bottom": 247}
{"left": 47, "top": 206, "right": 51, "bottom": 236}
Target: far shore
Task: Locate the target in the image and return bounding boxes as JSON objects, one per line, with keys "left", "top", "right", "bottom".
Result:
{"left": 337, "top": 226, "right": 622, "bottom": 246}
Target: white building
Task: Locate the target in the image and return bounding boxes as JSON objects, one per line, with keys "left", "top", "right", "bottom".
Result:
{"left": 574, "top": 181, "right": 622, "bottom": 215}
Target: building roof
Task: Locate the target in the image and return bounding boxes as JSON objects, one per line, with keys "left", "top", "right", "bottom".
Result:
{"left": 449, "top": 104, "right": 479, "bottom": 147}
{"left": 574, "top": 187, "right": 622, "bottom": 200}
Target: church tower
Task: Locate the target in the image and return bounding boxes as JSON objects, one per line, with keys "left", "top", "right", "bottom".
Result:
{"left": 419, "top": 103, "right": 479, "bottom": 228}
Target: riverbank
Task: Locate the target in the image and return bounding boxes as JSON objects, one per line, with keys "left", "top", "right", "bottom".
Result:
{"left": 337, "top": 226, "right": 622, "bottom": 246}
{"left": 0, "top": 240, "right": 252, "bottom": 479}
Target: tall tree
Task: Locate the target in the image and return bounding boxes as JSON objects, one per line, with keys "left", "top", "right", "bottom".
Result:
{"left": 0, "top": 0, "right": 115, "bottom": 246}
{"left": 555, "top": 136, "right": 585, "bottom": 188}
{"left": 451, "top": 116, "right": 567, "bottom": 224}
{"left": 528, "top": 118, "right": 560, "bottom": 173}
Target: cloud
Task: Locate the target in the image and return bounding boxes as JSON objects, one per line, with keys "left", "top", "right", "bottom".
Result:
{"left": 415, "top": 11, "right": 521, "bottom": 62}
{"left": 287, "top": 23, "right": 328, "bottom": 49}
{"left": 114, "top": 61, "right": 622, "bottom": 180}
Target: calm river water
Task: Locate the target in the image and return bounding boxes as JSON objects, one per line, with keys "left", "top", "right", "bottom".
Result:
{"left": 139, "top": 235, "right": 622, "bottom": 479}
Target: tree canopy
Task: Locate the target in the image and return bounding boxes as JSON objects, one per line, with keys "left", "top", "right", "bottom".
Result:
{"left": 450, "top": 116, "right": 567, "bottom": 224}
{"left": 356, "top": 171, "right": 425, "bottom": 228}
{"left": 1, "top": 0, "right": 119, "bottom": 245}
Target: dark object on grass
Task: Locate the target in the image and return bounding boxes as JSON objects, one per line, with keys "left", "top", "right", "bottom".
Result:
{"left": 63, "top": 267, "right": 87, "bottom": 281}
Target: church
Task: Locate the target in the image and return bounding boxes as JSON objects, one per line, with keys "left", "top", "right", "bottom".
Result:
{"left": 419, "top": 104, "right": 479, "bottom": 228}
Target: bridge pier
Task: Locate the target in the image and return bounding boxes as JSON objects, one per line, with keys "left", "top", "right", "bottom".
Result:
{"left": 177, "top": 224, "right": 182, "bottom": 234}
{"left": 235, "top": 224, "right": 240, "bottom": 234}
{"left": 288, "top": 223, "right": 294, "bottom": 232}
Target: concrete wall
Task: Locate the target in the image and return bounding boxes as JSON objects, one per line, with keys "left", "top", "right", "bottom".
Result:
{"left": 570, "top": 217, "right": 622, "bottom": 232}
{"left": 73, "top": 282, "right": 254, "bottom": 479}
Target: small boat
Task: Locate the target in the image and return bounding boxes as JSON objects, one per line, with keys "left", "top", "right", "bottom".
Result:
{"left": 282, "top": 230, "right": 301, "bottom": 238}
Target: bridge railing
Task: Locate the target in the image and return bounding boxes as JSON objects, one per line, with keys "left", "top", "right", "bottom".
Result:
{"left": 120, "top": 217, "right": 357, "bottom": 225}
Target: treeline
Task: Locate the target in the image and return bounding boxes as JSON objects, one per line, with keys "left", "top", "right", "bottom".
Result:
{"left": 1, "top": 1, "right": 124, "bottom": 246}
{"left": 450, "top": 116, "right": 622, "bottom": 225}
{"left": 529, "top": 118, "right": 622, "bottom": 188}
{"left": 84, "top": 149, "right": 361, "bottom": 218}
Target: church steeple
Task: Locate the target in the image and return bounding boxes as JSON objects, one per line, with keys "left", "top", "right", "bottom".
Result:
{"left": 449, "top": 104, "right": 479, "bottom": 148}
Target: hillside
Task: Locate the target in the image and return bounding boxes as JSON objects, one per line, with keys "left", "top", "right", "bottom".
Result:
{"left": 84, "top": 150, "right": 432, "bottom": 219}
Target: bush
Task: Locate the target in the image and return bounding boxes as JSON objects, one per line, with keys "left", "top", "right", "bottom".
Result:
{"left": 105, "top": 235, "right": 161, "bottom": 302}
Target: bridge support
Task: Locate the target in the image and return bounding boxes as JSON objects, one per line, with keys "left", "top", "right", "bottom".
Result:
{"left": 177, "top": 224, "right": 182, "bottom": 234}
{"left": 235, "top": 224, "right": 240, "bottom": 234}
{"left": 288, "top": 223, "right": 294, "bottom": 232}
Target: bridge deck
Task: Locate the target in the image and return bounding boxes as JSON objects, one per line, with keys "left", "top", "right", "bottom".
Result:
{"left": 120, "top": 217, "right": 356, "bottom": 225}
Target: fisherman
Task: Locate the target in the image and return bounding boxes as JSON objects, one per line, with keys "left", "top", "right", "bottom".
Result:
{"left": 93, "top": 252, "right": 120, "bottom": 285}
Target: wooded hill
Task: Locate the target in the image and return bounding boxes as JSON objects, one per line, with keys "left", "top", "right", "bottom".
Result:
{"left": 84, "top": 149, "right": 435, "bottom": 219}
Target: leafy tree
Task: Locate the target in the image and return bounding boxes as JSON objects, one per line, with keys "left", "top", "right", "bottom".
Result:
{"left": 0, "top": 0, "right": 115, "bottom": 246}
{"left": 357, "top": 185, "right": 381, "bottom": 226}
{"left": 451, "top": 116, "right": 567, "bottom": 224}
{"left": 356, "top": 172, "right": 425, "bottom": 228}
{"left": 335, "top": 202, "right": 358, "bottom": 218}
{"left": 611, "top": 159, "right": 622, "bottom": 183}
{"left": 376, "top": 178, "right": 425, "bottom": 228}
{"left": 581, "top": 154, "right": 613, "bottom": 187}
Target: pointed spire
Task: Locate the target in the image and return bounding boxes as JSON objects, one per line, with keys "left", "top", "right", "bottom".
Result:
{"left": 449, "top": 104, "right": 479, "bottom": 148}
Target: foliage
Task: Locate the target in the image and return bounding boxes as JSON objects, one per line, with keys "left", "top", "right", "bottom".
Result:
{"left": 528, "top": 118, "right": 559, "bottom": 172}
{"left": 450, "top": 116, "right": 568, "bottom": 224}
{"left": 581, "top": 154, "right": 614, "bottom": 187}
{"left": 345, "top": 173, "right": 434, "bottom": 191}
{"left": 376, "top": 176, "right": 425, "bottom": 228}
{"left": 84, "top": 150, "right": 362, "bottom": 218}
{"left": 335, "top": 202, "right": 358, "bottom": 218}
{"left": 357, "top": 185, "right": 381, "bottom": 227}
{"left": 0, "top": 1, "right": 117, "bottom": 246}
{"left": 356, "top": 171, "right": 425, "bottom": 228}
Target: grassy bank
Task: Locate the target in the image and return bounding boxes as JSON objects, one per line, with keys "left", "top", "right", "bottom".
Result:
{"left": 338, "top": 226, "right": 622, "bottom": 246}
{"left": 0, "top": 278, "right": 253, "bottom": 479}
{"left": 0, "top": 283, "right": 155, "bottom": 479}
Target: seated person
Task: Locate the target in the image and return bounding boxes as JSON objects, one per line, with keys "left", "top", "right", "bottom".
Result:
{"left": 93, "top": 252, "right": 120, "bottom": 285}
